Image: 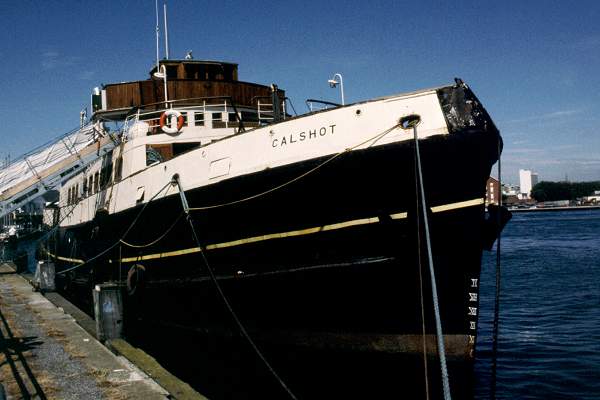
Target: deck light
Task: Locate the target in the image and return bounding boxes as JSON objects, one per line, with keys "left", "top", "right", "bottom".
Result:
{"left": 153, "top": 64, "right": 168, "bottom": 106}
{"left": 328, "top": 73, "right": 345, "bottom": 105}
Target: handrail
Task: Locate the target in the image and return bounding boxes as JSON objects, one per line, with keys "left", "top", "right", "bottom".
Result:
{"left": 124, "top": 97, "right": 247, "bottom": 134}
{"left": 305, "top": 99, "right": 341, "bottom": 112}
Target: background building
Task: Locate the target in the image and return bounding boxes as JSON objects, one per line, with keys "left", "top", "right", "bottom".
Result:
{"left": 486, "top": 177, "right": 500, "bottom": 205}
{"left": 519, "top": 169, "right": 539, "bottom": 199}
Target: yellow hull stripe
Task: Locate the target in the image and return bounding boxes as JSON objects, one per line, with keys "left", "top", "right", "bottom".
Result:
{"left": 118, "top": 216, "right": 383, "bottom": 262}
{"left": 390, "top": 212, "right": 408, "bottom": 220}
{"left": 431, "top": 198, "right": 484, "bottom": 213}
{"left": 46, "top": 252, "right": 84, "bottom": 264}
{"left": 52, "top": 197, "right": 483, "bottom": 264}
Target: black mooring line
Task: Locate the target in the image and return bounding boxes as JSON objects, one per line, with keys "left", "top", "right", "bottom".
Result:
{"left": 491, "top": 137, "right": 503, "bottom": 399}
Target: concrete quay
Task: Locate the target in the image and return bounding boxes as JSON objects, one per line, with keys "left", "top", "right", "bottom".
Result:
{"left": 0, "top": 262, "right": 188, "bottom": 399}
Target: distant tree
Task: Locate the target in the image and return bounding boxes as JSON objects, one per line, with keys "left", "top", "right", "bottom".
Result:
{"left": 531, "top": 181, "right": 600, "bottom": 202}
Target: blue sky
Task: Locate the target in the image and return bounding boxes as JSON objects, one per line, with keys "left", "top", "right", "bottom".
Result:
{"left": 0, "top": 0, "right": 599, "bottom": 184}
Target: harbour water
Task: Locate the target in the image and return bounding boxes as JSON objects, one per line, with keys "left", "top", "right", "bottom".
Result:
{"left": 475, "top": 209, "right": 600, "bottom": 400}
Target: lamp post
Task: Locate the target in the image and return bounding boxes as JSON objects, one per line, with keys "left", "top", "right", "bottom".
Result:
{"left": 153, "top": 64, "right": 168, "bottom": 106}
{"left": 328, "top": 73, "right": 345, "bottom": 105}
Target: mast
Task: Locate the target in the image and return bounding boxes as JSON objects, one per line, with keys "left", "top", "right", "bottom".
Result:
{"left": 164, "top": 2, "right": 170, "bottom": 59}
{"left": 155, "top": 0, "right": 160, "bottom": 71}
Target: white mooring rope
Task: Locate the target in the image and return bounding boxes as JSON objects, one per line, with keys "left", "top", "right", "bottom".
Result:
{"left": 411, "top": 119, "right": 452, "bottom": 400}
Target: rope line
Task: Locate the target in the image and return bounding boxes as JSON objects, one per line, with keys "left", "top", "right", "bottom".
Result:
{"left": 412, "top": 123, "right": 452, "bottom": 400}
{"left": 491, "top": 136, "right": 503, "bottom": 399}
{"left": 120, "top": 212, "right": 184, "bottom": 248}
{"left": 413, "top": 128, "right": 431, "bottom": 400}
{"left": 173, "top": 175, "right": 298, "bottom": 400}
{"left": 188, "top": 123, "right": 401, "bottom": 211}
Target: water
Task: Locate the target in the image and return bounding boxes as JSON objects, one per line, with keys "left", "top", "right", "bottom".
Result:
{"left": 475, "top": 210, "right": 600, "bottom": 400}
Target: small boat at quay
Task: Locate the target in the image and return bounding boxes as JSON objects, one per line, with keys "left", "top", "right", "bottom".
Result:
{"left": 42, "top": 56, "right": 504, "bottom": 397}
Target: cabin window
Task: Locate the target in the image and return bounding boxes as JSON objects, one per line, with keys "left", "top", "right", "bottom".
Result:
{"left": 212, "top": 112, "right": 226, "bottom": 128}
{"left": 184, "top": 64, "right": 204, "bottom": 80}
{"left": 173, "top": 142, "right": 200, "bottom": 157}
{"left": 146, "top": 145, "right": 169, "bottom": 166}
{"left": 94, "top": 172, "right": 100, "bottom": 193}
{"left": 100, "top": 163, "right": 113, "bottom": 190}
{"left": 146, "top": 143, "right": 200, "bottom": 166}
{"left": 194, "top": 112, "right": 204, "bottom": 127}
{"left": 82, "top": 178, "right": 88, "bottom": 197}
{"left": 228, "top": 112, "right": 240, "bottom": 127}
{"left": 113, "top": 157, "right": 123, "bottom": 183}
{"left": 241, "top": 111, "right": 259, "bottom": 127}
{"left": 88, "top": 176, "right": 94, "bottom": 195}
{"left": 166, "top": 65, "right": 178, "bottom": 79}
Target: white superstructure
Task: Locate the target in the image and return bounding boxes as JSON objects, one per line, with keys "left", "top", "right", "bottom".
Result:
{"left": 58, "top": 89, "right": 449, "bottom": 228}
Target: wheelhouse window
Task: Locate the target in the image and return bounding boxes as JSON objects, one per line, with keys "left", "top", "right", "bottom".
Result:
{"left": 241, "top": 111, "right": 259, "bottom": 127}
{"left": 228, "top": 112, "right": 240, "bottom": 127}
{"left": 194, "top": 112, "right": 204, "bottom": 127}
{"left": 166, "top": 65, "right": 178, "bottom": 79}
{"left": 212, "top": 112, "right": 226, "bottom": 128}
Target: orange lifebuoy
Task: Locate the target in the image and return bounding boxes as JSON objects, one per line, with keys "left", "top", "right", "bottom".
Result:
{"left": 159, "top": 110, "right": 184, "bottom": 134}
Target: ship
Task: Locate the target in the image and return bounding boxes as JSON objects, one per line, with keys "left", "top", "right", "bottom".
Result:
{"left": 44, "top": 57, "right": 505, "bottom": 398}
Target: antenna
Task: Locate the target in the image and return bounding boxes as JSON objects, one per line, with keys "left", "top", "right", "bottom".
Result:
{"left": 164, "top": 2, "right": 170, "bottom": 59}
{"left": 155, "top": 0, "right": 160, "bottom": 71}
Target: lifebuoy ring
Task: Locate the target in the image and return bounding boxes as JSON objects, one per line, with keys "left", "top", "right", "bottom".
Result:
{"left": 127, "top": 264, "right": 146, "bottom": 296}
{"left": 159, "top": 110, "right": 184, "bottom": 134}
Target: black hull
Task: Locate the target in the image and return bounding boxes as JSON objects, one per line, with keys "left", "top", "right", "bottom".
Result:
{"left": 51, "top": 127, "right": 500, "bottom": 397}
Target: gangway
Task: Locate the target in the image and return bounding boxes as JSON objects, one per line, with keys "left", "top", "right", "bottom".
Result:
{"left": 0, "top": 123, "right": 117, "bottom": 220}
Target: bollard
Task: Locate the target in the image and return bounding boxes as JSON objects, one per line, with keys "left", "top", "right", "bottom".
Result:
{"left": 14, "top": 251, "right": 27, "bottom": 273}
{"left": 34, "top": 261, "right": 56, "bottom": 292}
{"left": 93, "top": 283, "right": 124, "bottom": 341}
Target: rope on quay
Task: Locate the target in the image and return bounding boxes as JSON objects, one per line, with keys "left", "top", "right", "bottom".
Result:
{"left": 173, "top": 174, "right": 299, "bottom": 400}
{"left": 491, "top": 135, "right": 503, "bottom": 400}
{"left": 55, "top": 181, "right": 172, "bottom": 275}
{"left": 408, "top": 115, "right": 452, "bottom": 400}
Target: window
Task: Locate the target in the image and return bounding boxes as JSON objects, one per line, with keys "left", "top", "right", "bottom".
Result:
{"left": 241, "top": 111, "right": 259, "bottom": 127}
{"left": 194, "top": 112, "right": 204, "bottom": 127}
{"left": 100, "top": 163, "right": 113, "bottom": 190}
{"left": 228, "top": 112, "right": 240, "bottom": 127}
{"left": 94, "top": 172, "right": 100, "bottom": 193}
{"left": 166, "top": 65, "right": 178, "bottom": 79}
{"left": 113, "top": 157, "right": 123, "bottom": 183}
{"left": 173, "top": 142, "right": 200, "bottom": 157}
{"left": 212, "top": 112, "right": 226, "bottom": 128}
{"left": 146, "top": 146, "right": 165, "bottom": 166}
